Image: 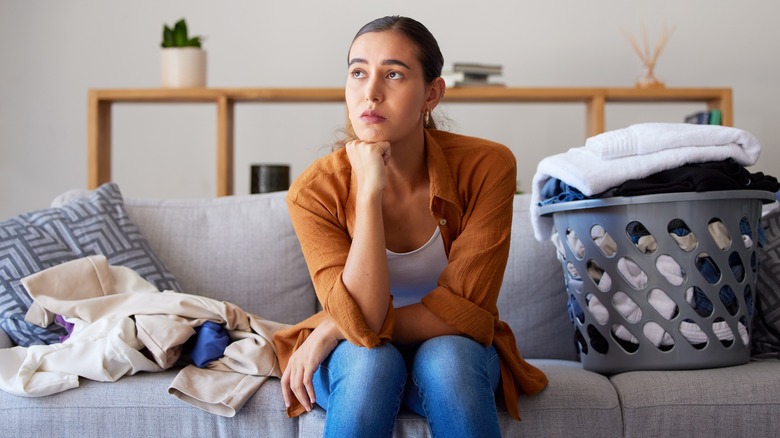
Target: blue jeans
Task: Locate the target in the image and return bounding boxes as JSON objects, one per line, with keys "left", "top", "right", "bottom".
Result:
{"left": 312, "top": 335, "right": 502, "bottom": 438}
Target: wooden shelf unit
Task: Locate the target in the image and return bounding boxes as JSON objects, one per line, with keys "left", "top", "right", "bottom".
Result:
{"left": 87, "top": 87, "right": 732, "bottom": 196}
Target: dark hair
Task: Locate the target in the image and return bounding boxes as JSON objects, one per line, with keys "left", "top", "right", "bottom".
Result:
{"left": 350, "top": 16, "right": 444, "bottom": 85}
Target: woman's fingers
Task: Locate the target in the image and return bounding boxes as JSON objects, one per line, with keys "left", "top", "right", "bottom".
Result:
{"left": 281, "top": 367, "right": 292, "bottom": 408}
{"left": 290, "top": 364, "right": 313, "bottom": 411}
{"left": 346, "top": 140, "right": 391, "bottom": 165}
{"left": 283, "top": 355, "right": 317, "bottom": 412}
{"left": 303, "top": 366, "right": 316, "bottom": 406}
{"left": 346, "top": 140, "right": 391, "bottom": 193}
{"left": 281, "top": 320, "right": 341, "bottom": 412}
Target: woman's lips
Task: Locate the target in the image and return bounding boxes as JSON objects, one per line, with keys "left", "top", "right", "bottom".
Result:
{"left": 361, "top": 109, "right": 386, "bottom": 124}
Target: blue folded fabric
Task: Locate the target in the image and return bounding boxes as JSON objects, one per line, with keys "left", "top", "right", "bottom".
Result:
{"left": 538, "top": 178, "right": 586, "bottom": 206}
{"left": 190, "top": 321, "right": 230, "bottom": 368}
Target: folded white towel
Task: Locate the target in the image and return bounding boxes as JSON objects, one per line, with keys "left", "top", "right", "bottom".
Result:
{"left": 584, "top": 123, "right": 761, "bottom": 160}
{"left": 531, "top": 124, "right": 763, "bottom": 241}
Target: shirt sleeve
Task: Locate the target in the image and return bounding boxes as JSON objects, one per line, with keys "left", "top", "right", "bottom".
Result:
{"left": 421, "top": 148, "right": 517, "bottom": 346}
{"left": 286, "top": 178, "right": 394, "bottom": 348}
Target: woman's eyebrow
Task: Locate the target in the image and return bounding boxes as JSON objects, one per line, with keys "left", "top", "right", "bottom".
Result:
{"left": 348, "top": 58, "right": 411, "bottom": 70}
{"left": 382, "top": 59, "right": 411, "bottom": 69}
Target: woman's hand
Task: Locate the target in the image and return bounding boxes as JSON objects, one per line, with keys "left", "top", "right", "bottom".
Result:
{"left": 345, "top": 139, "right": 391, "bottom": 195}
{"left": 280, "top": 318, "right": 342, "bottom": 412}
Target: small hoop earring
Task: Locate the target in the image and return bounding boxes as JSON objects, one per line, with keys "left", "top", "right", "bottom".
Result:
{"left": 424, "top": 111, "right": 430, "bottom": 127}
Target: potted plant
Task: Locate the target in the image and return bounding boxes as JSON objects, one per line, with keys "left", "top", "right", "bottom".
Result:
{"left": 160, "top": 18, "right": 207, "bottom": 88}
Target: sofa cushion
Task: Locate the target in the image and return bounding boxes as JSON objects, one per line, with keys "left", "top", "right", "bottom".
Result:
{"left": 753, "top": 207, "right": 780, "bottom": 357}
{"left": 123, "top": 191, "right": 317, "bottom": 324}
{"left": 0, "top": 370, "right": 297, "bottom": 437}
{"left": 0, "top": 183, "right": 181, "bottom": 347}
{"left": 610, "top": 360, "right": 780, "bottom": 438}
{"left": 509, "top": 359, "right": 623, "bottom": 437}
{"left": 498, "top": 195, "right": 575, "bottom": 360}
{"left": 298, "top": 360, "right": 621, "bottom": 438}
{"left": 298, "top": 405, "right": 461, "bottom": 437}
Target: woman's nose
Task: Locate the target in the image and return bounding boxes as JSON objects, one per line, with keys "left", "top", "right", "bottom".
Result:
{"left": 365, "top": 76, "right": 383, "bottom": 102}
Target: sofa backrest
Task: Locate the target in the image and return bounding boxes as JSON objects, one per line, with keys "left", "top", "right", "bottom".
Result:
{"left": 124, "top": 191, "right": 575, "bottom": 360}
{"left": 502, "top": 195, "right": 576, "bottom": 360}
{"left": 125, "top": 192, "right": 317, "bottom": 325}
{"left": 0, "top": 327, "right": 12, "bottom": 349}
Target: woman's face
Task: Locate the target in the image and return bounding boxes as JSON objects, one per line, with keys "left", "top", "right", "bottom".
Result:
{"left": 346, "top": 30, "right": 429, "bottom": 144}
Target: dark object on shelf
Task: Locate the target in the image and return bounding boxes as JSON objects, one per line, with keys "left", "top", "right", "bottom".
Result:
{"left": 251, "top": 164, "right": 290, "bottom": 194}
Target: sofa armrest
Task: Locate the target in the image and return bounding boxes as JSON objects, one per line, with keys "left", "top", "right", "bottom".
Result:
{"left": 0, "top": 327, "right": 13, "bottom": 349}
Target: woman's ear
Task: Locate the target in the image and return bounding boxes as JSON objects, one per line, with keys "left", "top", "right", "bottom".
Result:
{"left": 424, "top": 77, "right": 447, "bottom": 111}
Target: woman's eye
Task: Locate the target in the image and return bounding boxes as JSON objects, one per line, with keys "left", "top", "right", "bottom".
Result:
{"left": 351, "top": 70, "right": 366, "bottom": 79}
{"left": 387, "top": 71, "right": 404, "bottom": 80}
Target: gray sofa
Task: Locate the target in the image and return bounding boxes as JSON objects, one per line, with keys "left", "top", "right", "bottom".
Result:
{"left": 1, "top": 190, "right": 779, "bottom": 437}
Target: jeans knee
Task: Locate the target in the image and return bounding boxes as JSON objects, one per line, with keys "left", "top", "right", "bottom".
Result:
{"left": 357, "top": 343, "right": 405, "bottom": 380}
{"left": 330, "top": 342, "right": 406, "bottom": 392}
{"left": 408, "top": 336, "right": 502, "bottom": 437}
{"left": 414, "top": 336, "right": 488, "bottom": 376}
{"left": 318, "top": 343, "right": 407, "bottom": 437}
{"left": 411, "top": 336, "right": 500, "bottom": 397}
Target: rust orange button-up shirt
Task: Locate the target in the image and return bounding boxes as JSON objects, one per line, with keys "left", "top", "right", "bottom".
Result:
{"left": 273, "top": 129, "right": 548, "bottom": 419}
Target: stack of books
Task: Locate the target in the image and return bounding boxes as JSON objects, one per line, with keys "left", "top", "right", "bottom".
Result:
{"left": 684, "top": 109, "right": 722, "bottom": 125}
{"left": 441, "top": 63, "right": 504, "bottom": 87}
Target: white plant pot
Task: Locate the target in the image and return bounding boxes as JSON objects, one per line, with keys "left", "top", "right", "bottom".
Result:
{"left": 161, "top": 47, "right": 207, "bottom": 88}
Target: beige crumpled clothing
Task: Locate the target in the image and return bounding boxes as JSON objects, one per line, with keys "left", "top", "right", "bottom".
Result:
{"left": 0, "top": 255, "right": 289, "bottom": 417}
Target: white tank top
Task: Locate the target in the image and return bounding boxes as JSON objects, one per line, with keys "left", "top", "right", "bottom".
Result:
{"left": 386, "top": 227, "right": 449, "bottom": 308}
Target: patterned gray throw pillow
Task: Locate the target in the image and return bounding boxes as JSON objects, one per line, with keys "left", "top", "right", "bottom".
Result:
{"left": 0, "top": 183, "right": 181, "bottom": 347}
{"left": 753, "top": 208, "right": 780, "bottom": 357}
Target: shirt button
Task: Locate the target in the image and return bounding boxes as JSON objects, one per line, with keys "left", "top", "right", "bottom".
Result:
{"left": 439, "top": 219, "right": 447, "bottom": 226}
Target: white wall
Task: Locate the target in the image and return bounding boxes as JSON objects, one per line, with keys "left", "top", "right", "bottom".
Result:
{"left": 2, "top": 0, "right": 778, "bottom": 219}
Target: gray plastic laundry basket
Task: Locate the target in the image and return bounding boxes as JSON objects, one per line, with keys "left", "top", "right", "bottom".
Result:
{"left": 539, "top": 190, "right": 776, "bottom": 374}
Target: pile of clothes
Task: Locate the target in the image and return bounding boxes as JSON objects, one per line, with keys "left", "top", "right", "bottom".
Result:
{"left": 531, "top": 123, "right": 778, "bottom": 240}
{"left": 0, "top": 255, "right": 287, "bottom": 417}
{"left": 531, "top": 123, "right": 780, "bottom": 351}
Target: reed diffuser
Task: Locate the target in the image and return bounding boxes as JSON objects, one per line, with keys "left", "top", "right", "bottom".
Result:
{"left": 622, "top": 24, "right": 676, "bottom": 89}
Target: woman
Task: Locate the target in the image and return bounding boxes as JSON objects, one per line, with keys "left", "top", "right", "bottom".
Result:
{"left": 273, "top": 16, "right": 547, "bottom": 437}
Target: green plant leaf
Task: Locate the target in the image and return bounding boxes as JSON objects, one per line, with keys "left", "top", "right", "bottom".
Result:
{"left": 173, "top": 19, "right": 188, "bottom": 46}
{"left": 161, "top": 25, "right": 174, "bottom": 48}
{"left": 161, "top": 18, "right": 203, "bottom": 48}
{"left": 174, "top": 19, "right": 188, "bottom": 34}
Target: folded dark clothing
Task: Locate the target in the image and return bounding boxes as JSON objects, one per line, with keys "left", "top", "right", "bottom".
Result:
{"left": 538, "top": 159, "right": 780, "bottom": 206}
{"left": 609, "top": 159, "right": 780, "bottom": 197}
